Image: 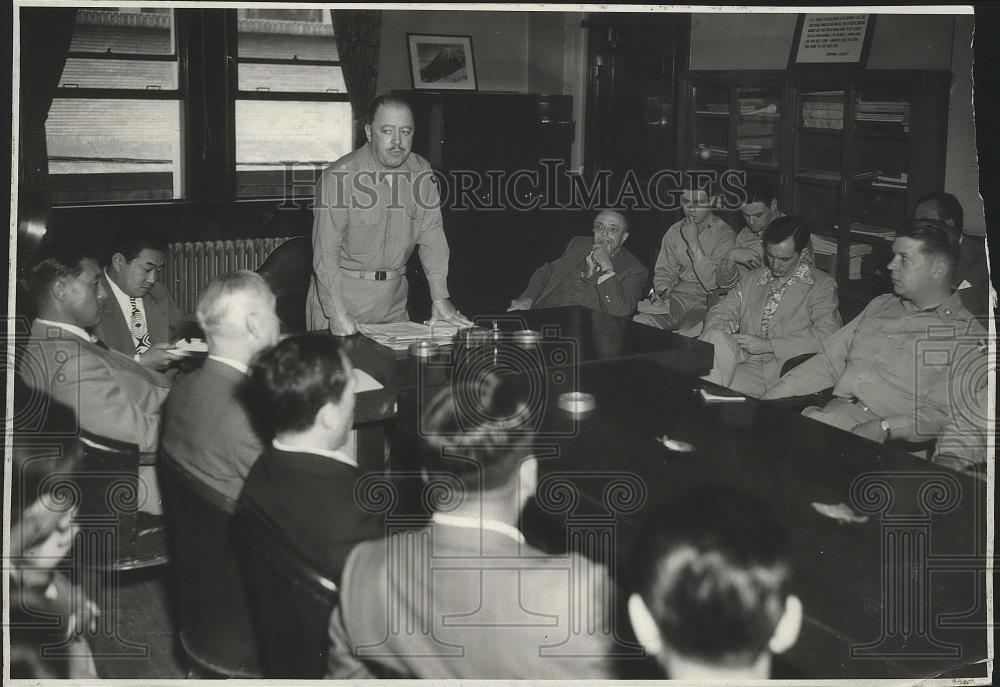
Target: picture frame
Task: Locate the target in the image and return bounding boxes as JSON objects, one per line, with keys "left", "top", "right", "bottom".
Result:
{"left": 407, "top": 33, "right": 478, "bottom": 91}
{"left": 789, "top": 13, "right": 875, "bottom": 68}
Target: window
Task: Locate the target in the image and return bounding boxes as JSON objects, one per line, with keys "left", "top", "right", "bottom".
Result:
{"left": 234, "top": 9, "right": 352, "bottom": 199}
{"left": 47, "top": 8, "right": 183, "bottom": 203}
{"left": 44, "top": 8, "right": 353, "bottom": 205}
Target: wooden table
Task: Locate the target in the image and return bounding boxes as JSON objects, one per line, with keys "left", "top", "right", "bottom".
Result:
{"left": 395, "top": 357, "right": 988, "bottom": 680}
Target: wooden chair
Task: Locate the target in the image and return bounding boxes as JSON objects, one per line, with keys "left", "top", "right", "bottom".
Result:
{"left": 233, "top": 504, "right": 339, "bottom": 679}
{"left": 158, "top": 453, "right": 262, "bottom": 678}
{"left": 74, "top": 432, "right": 169, "bottom": 571}
{"left": 255, "top": 237, "right": 311, "bottom": 333}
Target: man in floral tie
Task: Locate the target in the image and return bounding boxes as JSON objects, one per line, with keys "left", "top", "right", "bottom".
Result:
{"left": 700, "top": 216, "right": 841, "bottom": 397}
{"left": 97, "top": 227, "right": 192, "bottom": 370}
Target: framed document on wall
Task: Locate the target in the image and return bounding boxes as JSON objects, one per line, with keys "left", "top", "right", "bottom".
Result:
{"left": 790, "top": 14, "right": 875, "bottom": 67}
{"left": 407, "top": 33, "right": 478, "bottom": 91}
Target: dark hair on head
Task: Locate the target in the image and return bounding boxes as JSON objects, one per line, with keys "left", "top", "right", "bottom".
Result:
{"left": 915, "top": 192, "right": 963, "bottom": 233}
{"left": 109, "top": 226, "right": 168, "bottom": 263}
{"left": 368, "top": 93, "right": 412, "bottom": 124}
{"left": 763, "top": 215, "right": 811, "bottom": 253}
{"left": 24, "top": 240, "right": 96, "bottom": 301}
{"left": 251, "top": 333, "right": 351, "bottom": 435}
{"left": 595, "top": 208, "right": 629, "bottom": 230}
{"left": 630, "top": 485, "right": 792, "bottom": 667}
{"left": 896, "top": 218, "right": 960, "bottom": 270}
{"left": 743, "top": 177, "right": 778, "bottom": 206}
{"left": 420, "top": 380, "right": 534, "bottom": 495}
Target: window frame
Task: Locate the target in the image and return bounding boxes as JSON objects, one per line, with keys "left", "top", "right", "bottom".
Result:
{"left": 48, "top": 8, "right": 351, "bottom": 208}
{"left": 49, "top": 8, "right": 187, "bottom": 206}
{"left": 229, "top": 8, "right": 351, "bottom": 200}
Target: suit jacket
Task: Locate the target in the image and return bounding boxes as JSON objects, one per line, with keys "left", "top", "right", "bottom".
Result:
{"left": 95, "top": 274, "right": 190, "bottom": 356}
{"left": 327, "top": 521, "right": 616, "bottom": 679}
{"left": 519, "top": 236, "right": 648, "bottom": 317}
{"left": 955, "top": 235, "right": 990, "bottom": 319}
{"left": 22, "top": 320, "right": 171, "bottom": 451}
{"left": 703, "top": 264, "right": 841, "bottom": 379}
{"left": 161, "top": 359, "right": 263, "bottom": 501}
{"left": 238, "top": 445, "right": 384, "bottom": 583}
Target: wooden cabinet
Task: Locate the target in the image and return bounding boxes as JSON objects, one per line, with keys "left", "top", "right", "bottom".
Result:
{"left": 393, "top": 91, "right": 575, "bottom": 318}
{"left": 679, "top": 70, "right": 950, "bottom": 299}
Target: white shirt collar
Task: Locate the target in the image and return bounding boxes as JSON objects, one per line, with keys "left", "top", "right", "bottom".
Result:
{"left": 207, "top": 354, "right": 250, "bottom": 375}
{"left": 272, "top": 438, "right": 358, "bottom": 468}
{"left": 431, "top": 513, "right": 526, "bottom": 544}
{"left": 104, "top": 268, "right": 146, "bottom": 320}
{"left": 34, "top": 318, "right": 95, "bottom": 343}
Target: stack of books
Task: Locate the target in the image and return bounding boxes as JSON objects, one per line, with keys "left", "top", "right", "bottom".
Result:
{"left": 812, "top": 235, "right": 874, "bottom": 279}
{"left": 850, "top": 222, "right": 895, "bottom": 240}
{"left": 856, "top": 98, "right": 911, "bottom": 127}
{"left": 801, "top": 92, "right": 844, "bottom": 130}
{"left": 871, "top": 172, "right": 908, "bottom": 190}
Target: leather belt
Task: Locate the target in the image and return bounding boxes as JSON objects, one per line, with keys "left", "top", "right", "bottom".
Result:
{"left": 342, "top": 268, "right": 404, "bottom": 281}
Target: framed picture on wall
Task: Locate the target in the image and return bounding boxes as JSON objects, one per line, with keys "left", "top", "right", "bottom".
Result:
{"left": 789, "top": 14, "right": 875, "bottom": 67}
{"left": 407, "top": 33, "right": 478, "bottom": 91}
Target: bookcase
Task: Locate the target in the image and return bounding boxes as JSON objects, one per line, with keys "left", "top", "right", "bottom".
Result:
{"left": 679, "top": 70, "right": 950, "bottom": 301}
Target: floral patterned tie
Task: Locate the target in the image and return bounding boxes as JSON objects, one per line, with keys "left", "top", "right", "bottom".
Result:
{"left": 129, "top": 298, "right": 151, "bottom": 356}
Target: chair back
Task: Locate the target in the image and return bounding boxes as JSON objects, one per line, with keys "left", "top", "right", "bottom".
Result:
{"left": 158, "top": 453, "right": 262, "bottom": 677}
{"left": 233, "top": 505, "right": 339, "bottom": 678}
{"left": 75, "top": 431, "right": 169, "bottom": 570}
{"left": 256, "top": 237, "right": 311, "bottom": 333}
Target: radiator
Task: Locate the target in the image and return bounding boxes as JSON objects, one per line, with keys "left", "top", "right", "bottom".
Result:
{"left": 165, "top": 237, "right": 291, "bottom": 314}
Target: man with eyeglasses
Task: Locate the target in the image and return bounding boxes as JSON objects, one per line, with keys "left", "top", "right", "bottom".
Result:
{"left": 507, "top": 209, "right": 647, "bottom": 318}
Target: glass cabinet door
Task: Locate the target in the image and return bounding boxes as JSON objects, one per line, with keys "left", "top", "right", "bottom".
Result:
{"left": 690, "top": 84, "right": 730, "bottom": 169}
{"left": 736, "top": 86, "right": 781, "bottom": 188}
{"left": 793, "top": 88, "right": 846, "bottom": 239}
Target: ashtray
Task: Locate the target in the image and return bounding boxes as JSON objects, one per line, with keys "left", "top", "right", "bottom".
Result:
{"left": 408, "top": 341, "right": 441, "bottom": 358}
{"left": 558, "top": 392, "right": 596, "bottom": 414}
{"left": 511, "top": 329, "right": 542, "bottom": 345}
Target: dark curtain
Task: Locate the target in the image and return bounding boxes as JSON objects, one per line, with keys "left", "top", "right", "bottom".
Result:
{"left": 18, "top": 7, "right": 77, "bottom": 204}
{"left": 331, "top": 9, "right": 381, "bottom": 148}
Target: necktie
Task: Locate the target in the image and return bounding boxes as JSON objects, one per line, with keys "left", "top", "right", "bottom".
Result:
{"left": 129, "top": 298, "right": 151, "bottom": 356}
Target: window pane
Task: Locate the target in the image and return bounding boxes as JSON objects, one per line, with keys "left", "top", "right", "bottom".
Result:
{"left": 238, "top": 63, "right": 345, "bottom": 93}
{"left": 60, "top": 57, "right": 177, "bottom": 90}
{"left": 47, "top": 98, "right": 183, "bottom": 203}
{"left": 237, "top": 9, "right": 339, "bottom": 61}
{"left": 235, "top": 100, "right": 352, "bottom": 198}
{"left": 70, "top": 8, "right": 175, "bottom": 56}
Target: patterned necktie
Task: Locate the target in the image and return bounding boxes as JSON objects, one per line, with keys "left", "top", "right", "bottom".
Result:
{"left": 129, "top": 298, "right": 151, "bottom": 356}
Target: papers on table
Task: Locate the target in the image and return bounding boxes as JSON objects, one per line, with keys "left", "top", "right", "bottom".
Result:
{"left": 699, "top": 388, "right": 747, "bottom": 403}
{"left": 357, "top": 322, "right": 457, "bottom": 351}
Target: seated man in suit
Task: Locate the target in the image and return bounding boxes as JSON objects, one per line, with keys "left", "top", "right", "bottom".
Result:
{"left": 238, "top": 334, "right": 383, "bottom": 583}
{"left": 326, "top": 382, "right": 617, "bottom": 679}
{"left": 763, "top": 219, "right": 987, "bottom": 446}
{"left": 161, "top": 271, "right": 280, "bottom": 500}
{"left": 700, "top": 216, "right": 841, "bottom": 397}
{"left": 508, "top": 209, "right": 647, "bottom": 318}
{"left": 20, "top": 242, "right": 171, "bottom": 513}
{"left": 96, "top": 227, "right": 191, "bottom": 371}
{"left": 913, "top": 191, "right": 991, "bottom": 320}
{"left": 627, "top": 486, "right": 802, "bottom": 679}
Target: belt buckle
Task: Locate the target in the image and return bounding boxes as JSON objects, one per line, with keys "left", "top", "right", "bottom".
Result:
{"left": 374, "top": 270, "right": 387, "bottom": 281}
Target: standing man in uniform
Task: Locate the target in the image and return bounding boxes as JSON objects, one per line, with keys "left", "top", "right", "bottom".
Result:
{"left": 307, "top": 94, "right": 471, "bottom": 335}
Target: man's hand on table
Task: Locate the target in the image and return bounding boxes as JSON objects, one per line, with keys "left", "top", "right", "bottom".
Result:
{"left": 852, "top": 419, "right": 889, "bottom": 443}
{"left": 507, "top": 298, "right": 533, "bottom": 312}
{"left": 330, "top": 311, "right": 359, "bottom": 336}
{"left": 430, "top": 298, "right": 473, "bottom": 327}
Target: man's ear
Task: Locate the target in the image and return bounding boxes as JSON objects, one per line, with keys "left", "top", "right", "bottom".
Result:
{"left": 930, "top": 256, "right": 950, "bottom": 283}
{"left": 627, "top": 593, "right": 664, "bottom": 658}
{"left": 622, "top": 231, "right": 630, "bottom": 245}
{"left": 364, "top": 123, "right": 373, "bottom": 143}
{"left": 245, "top": 309, "right": 261, "bottom": 339}
{"left": 109, "top": 252, "right": 126, "bottom": 273}
{"left": 316, "top": 400, "right": 338, "bottom": 430}
{"left": 50, "top": 275, "right": 69, "bottom": 304}
{"left": 768, "top": 594, "right": 803, "bottom": 655}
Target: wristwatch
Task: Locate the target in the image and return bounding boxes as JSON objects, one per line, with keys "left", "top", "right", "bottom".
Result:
{"left": 879, "top": 419, "right": 891, "bottom": 439}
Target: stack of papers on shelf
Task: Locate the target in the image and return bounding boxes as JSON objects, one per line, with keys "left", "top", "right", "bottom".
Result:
{"left": 856, "top": 99, "right": 910, "bottom": 125}
{"left": 737, "top": 143, "right": 764, "bottom": 160}
{"left": 850, "top": 223, "right": 895, "bottom": 240}
{"left": 812, "top": 235, "right": 873, "bottom": 257}
{"left": 358, "top": 322, "right": 458, "bottom": 351}
{"left": 871, "top": 172, "right": 908, "bottom": 189}
{"left": 802, "top": 92, "right": 844, "bottom": 130}
{"left": 696, "top": 103, "right": 729, "bottom": 116}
